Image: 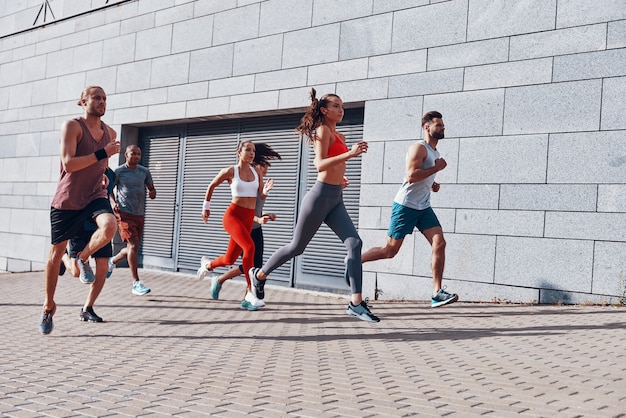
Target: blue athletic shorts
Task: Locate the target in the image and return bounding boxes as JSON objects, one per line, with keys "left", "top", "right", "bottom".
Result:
{"left": 387, "top": 202, "right": 441, "bottom": 239}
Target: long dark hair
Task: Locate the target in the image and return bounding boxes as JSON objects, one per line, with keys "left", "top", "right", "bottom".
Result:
{"left": 295, "top": 88, "right": 340, "bottom": 144}
{"left": 252, "top": 142, "right": 281, "bottom": 167}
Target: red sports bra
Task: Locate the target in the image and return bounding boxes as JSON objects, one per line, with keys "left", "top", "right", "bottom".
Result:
{"left": 327, "top": 132, "right": 348, "bottom": 157}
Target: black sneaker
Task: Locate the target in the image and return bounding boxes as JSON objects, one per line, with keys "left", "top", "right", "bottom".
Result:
{"left": 80, "top": 306, "right": 103, "bottom": 322}
{"left": 250, "top": 267, "right": 265, "bottom": 299}
{"left": 346, "top": 299, "right": 380, "bottom": 323}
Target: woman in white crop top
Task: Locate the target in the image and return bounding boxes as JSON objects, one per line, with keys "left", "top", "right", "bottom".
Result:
{"left": 197, "top": 141, "right": 280, "bottom": 310}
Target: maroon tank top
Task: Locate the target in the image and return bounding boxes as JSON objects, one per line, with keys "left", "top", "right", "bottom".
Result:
{"left": 50, "top": 118, "right": 112, "bottom": 210}
{"left": 327, "top": 132, "right": 348, "bottom": 157}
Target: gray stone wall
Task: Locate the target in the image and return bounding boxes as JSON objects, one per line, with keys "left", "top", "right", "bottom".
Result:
{"left": 0, "top": 0, "right": 624, "bottom": 304}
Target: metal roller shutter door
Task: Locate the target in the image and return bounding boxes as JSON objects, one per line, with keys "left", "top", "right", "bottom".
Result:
{"left": 141, "top": 135, "right": 180, "bottom": 266}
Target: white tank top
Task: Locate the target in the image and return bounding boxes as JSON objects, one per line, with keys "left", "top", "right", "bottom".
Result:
{"left": 230, "top": 165, "right": 259, "bottom": 197}
{"left": 393, "top": 140, "right": 439, "bottom": 210}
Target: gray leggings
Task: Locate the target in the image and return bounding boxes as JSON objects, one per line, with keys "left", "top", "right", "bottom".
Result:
{"left": 262, "top": 181, "right": 363, "bottom": 294}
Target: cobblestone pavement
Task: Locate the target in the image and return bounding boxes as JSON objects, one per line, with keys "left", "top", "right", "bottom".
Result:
{"left": 1, "top": 269, "right": 625, "bottom": 417}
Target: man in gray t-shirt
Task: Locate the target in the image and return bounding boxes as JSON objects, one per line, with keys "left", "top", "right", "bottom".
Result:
{"left": 109, "top": 145, "right": 156, "bottom": 296}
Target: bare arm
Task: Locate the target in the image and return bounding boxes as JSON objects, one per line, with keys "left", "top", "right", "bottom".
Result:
{"left": 201, "top": 166, "right": 234, "bottom": 223}
{"left": 313, "top": 125, "right": 367, "bottom": 173}
{"left": 405, "top": 142, "right": 446, "bottom": 184}
{"left": 60, "top": 121, "right": 119, "bottom": 173}
{"left": 147, "top": 183, "right": 156, "bottom": 199}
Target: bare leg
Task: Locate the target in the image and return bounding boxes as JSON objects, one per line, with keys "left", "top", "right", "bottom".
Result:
{"left": 217, "top": 266, "right": 242, "bottom": 284}
{"left": 361, "top": 236, "right": 404, "bottom": 263}
{"left": 84, "top": 257, "right": 108, "bottom": 309}
{"left": 126, "top": 239, "right": 140, "bottom": 282}
{"left": 62, "top": 252, "right": 80, "bottom": 278}
{"left": 111, "top": 247, "right": 128, "bottom": 265}
{"left": 78, "top": 213, "right": 117, "bottom": 260}
{"left": 44, "top": 241, "right": 68, "bottom": 310}
{"left": 422, "top": 227, "right": 446, "bottom": 294}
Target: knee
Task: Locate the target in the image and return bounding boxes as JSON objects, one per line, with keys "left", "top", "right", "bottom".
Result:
{"left": 345, "top": 236, "right": 362, "bottom": 255}
{"left": 382, "top": 244, "right": 400, "bottom": 259}
{"left": 432, "top": 236, "right": 446, "bottom": 254}
{"left": 100, "top": 216, "right": 118, "bottom": 239}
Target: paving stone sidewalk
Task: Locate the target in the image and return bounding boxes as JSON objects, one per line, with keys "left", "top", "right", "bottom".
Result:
{"left": 1, "top": 269, "right": 625, "bottom": 417}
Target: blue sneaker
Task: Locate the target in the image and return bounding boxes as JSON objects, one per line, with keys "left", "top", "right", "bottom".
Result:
{"left": 132, "top": 280, "right": 151, "bottom": 295}
{"left": 77, "top": 256, "right": 95, "bottom": 284}
{"left": 38, "top": 303, "right": 56, "bottom": 335}
{"left": 210, "top": 276, "right": 222, "bottom": 300}
{"left": 106, "top": 257, "right": 115, "bottom": 279}
{"left": 240, "top": 300, "right": 258, "bottom": 311}
{"left": 431, "top": 287, "right": 458, "bottom": 307}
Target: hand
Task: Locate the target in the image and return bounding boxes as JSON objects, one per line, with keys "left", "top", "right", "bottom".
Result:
{"left": 202, "top": 209, "right": 210, "bottom": 224}
{"left": 263, "top": 178, "right": 274, "bottom": 195}
{"left": 148, "top": 189, "right": 156, "bottom": 199}
{"left": 350, "top": 141, "right": 368, "bottom": 157}
{"left": 431, "top": 182, "right": 440, "bottom": 192}
{"left": 341, "top": 176, "right": 349, "bottom": 189}
{"left": 433, "top": 157, "right": 447, "bottom": 172}
{"left": 104, "top": 140, "right": 121, "bottom": 157}
{"left": 101, "top": 174, "right": 109, "bottom": 189}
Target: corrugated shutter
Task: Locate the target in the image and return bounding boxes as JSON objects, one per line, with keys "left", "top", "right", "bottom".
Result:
{"left": 141, "top": 136, "right": 180, "bottom": 261}
{"left": 177, "top": 120, "right": 240, "bottom": 270}
{"left": 139, "top": 108, "right": 364, "bottom": 291}
{"left": 299, "top": 122, "right": 363, "bottom": 281}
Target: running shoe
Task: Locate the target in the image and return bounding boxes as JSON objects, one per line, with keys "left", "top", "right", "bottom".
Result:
{"left": 80, "top": 306, "right": 103, "bottom": 322}
{"left": 38, "top": 303, "right": 56, "bottom": 335}
{"left": 132, "top": 280, "right": 151, "bottom": 295}
{"left": 106, "top": 257, "right": 115, "bottom": 279}
{"left": 431, "top": 287, "right": 459, "bottom": 307}
{"left": 197, "top": 256, "right": 213, "bottom": 280}
{"left": 346, "top": 299, "right": 380, "bottom": 323}
{"left": 240, "top": 300, "right": 258, "bottom": 311}
{"left": 245, "top": 290, "right": 265, "bottom": 308}
{"left": 210, "top": 276, "right": 222, "bottom": 300}
{"left": 77, "top": 255, "right": 95, "bottom": 284}
{"left": 250, "top": 267, "right": 265, "bottom": 299}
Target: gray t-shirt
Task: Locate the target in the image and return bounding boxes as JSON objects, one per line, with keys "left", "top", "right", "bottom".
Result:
{"left": 114, "top": 164, "right": 153, "bottom": 216}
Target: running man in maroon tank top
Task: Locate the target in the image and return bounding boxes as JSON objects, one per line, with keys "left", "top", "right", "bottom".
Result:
{"left": 38, "top": 86, "right": 121, "bottom": 335}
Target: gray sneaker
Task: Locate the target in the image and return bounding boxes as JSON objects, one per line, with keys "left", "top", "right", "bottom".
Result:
{"left": 38, "top": 303, "right": 56, "bottom": 335}
{"left": 431, "top": 287, "right": 458, "bottom": 307}
{"left": 77, "top": 256, "right": 95, "bottom": 284}
{"left": 346, "top": 300, "right": 380, "bottom": 323}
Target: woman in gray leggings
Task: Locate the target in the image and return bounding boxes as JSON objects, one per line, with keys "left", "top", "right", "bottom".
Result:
{"left": 249, "top": 88, "right": 380, "bottom": 323}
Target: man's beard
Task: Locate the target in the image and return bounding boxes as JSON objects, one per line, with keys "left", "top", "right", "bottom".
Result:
{"left": 432, "top": 131, "right": 444, "bottom": 140}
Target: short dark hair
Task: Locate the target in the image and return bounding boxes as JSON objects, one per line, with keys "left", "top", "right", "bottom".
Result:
{"left": 422, "top": 111, "right": 442, "bottom": 127}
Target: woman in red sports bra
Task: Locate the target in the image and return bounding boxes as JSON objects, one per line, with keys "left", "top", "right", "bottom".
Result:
{"left": 249, "top": 88, "right": 380, "bottom": 323}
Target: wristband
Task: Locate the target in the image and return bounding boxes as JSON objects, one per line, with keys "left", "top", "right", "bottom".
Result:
{"left": 202, "top": 200, "right": 211, "bottom": 210}
{"left": 94, "top": 149, "right": 108, "bottom": 161}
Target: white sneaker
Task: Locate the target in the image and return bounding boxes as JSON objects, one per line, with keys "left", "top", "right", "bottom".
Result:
{"left": 196, "top": 256, "right": 212, "bottom": 280}
{"left": 245, "top": 291, "right": 265, "bottom": 308}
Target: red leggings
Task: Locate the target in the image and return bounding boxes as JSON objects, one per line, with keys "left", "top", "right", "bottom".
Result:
{"left": 210, "top": 203, "right": 255, "bottom": 285}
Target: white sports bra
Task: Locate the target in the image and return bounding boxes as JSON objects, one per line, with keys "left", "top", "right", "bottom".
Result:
{"left": 230, "top": 165, "right": 258, "bottom": 197}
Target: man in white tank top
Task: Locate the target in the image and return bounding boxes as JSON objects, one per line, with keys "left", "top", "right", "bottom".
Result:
{"left": 361, "top": 111, "right": 459, "bottom": 308}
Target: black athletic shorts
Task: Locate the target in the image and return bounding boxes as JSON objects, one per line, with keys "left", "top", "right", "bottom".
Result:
{"left": 68, "top": 222, "right": 113, "bottom": 259}
{"left": 50, "top": 198, "right": 113, "bottom": 245}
